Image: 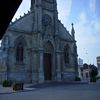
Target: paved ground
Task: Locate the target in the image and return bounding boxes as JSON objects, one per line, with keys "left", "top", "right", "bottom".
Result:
{"left": 0, "top": 81, "right": 100, "bottom": 100}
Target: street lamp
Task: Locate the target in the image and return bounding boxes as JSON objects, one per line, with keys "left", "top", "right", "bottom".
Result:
{"left": 83, "top": 48, "right": 90, "bottom": 82}
{"left": 85, "top": 51, "right": 90, "bottom": 82}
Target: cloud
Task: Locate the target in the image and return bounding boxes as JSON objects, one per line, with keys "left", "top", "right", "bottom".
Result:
{"left": 12, "top": 0, "right": 30, "bottom": 21}
{"left": 57, "top": 0, "right": 72, "bottom": 27}
{"left": 89, "top": 0, "right": 96, "bottom": 13}
{"left": 79, "top": 12, "right": 87, "bottom": 23}
{"left": 0, "top": 41, "right": 1, "bottom": 46}
{"left": 94, "top": 20, "right": 100, "bottom": 32}
{"left": 75, "top": 10, "right": 100, "bottom": 65}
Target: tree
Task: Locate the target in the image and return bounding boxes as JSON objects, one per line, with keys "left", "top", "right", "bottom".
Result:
{"left": 90, "top": 65, "right": 98, "bottom": 77}
{"left": 89, "top": 64, "right": 98, "bottom": 82}
{"left": 83, "top": 63, "right": 88, "bottom": 69}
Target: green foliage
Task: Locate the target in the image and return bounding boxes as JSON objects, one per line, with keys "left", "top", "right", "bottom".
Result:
{"left": 90, "top": 77, "right": 96, "bottom": 82}
{"left": 89, "top": 64, "right": 98, "bottom": 82}
{"left": 13, "top": 82, "right": 23, "bottom": 91}
{"left": 83, "top": 63, "right": 88, "bottom": 69}
{"left": 2, "top": 80, "right": 12, "bottom": 87}
{"left": 90, "top": 69, "right": 98, "bottom": 77}
{"left": 74, "top": 76, "right": 81, "bottom": 81}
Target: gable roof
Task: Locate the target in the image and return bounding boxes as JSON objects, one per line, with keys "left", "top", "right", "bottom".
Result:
{"left": 58, "top": 20, "right": 74, "bottom": 42}
{"left": 6, "top": 11, "right": 74, "bottom": 42}
{"left": 9, "top": 11, "right": 34, "bottom": 33}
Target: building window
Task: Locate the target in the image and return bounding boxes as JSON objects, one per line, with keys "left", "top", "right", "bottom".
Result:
{"left": 64, "top": 46, "right": 69, "bottom": 64}
{"left": 86, "top": 73, "right": 89, "bottom": 78}
{"left": 16, "top": 43, "right": 24, "bottom": 62}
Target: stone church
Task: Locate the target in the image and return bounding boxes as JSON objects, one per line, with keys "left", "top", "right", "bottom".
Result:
{"left": 0, "top": 0, "right": 78, "bottom": 83}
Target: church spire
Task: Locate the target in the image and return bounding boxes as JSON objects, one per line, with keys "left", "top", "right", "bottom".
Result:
{"left": 71, "top": 23, "right": 75, "bottom": 40}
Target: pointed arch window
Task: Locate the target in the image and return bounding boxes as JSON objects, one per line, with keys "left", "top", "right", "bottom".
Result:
{"left": 64, "top": 46, "right": 69, "bottom": 64}
{"left": 16, "top": 42, "right": 24, "bottom": 62}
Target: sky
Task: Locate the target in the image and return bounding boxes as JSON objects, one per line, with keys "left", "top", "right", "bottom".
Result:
{"left": 4, "top": 0, "right": 100, "bottom": 65}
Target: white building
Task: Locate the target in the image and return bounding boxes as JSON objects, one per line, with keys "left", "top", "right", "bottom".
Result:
{"left": 78, "top": 58, "right": 83, "bottom": 79}
{"left": 97, "top": 56, "right": 100, "bottom": 76}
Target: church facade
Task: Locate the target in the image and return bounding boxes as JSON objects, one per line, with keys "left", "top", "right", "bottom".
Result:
{"left": 0, "top": 0, "right": 78, "bottom": 83}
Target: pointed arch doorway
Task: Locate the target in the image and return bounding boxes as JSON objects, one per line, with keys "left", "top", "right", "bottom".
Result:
{"left": 43, "top": 41, "right": 54, "bottom": 80}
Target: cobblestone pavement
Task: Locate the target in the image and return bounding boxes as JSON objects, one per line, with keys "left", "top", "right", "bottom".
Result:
{"left": 0, "top": 81, "right": 100, "bottom": 100}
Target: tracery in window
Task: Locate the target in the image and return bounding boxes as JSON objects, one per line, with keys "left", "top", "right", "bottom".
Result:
{"left": 16, "top": 42, "right": 24, "bottom": 62}
{"left": 64, "top": 45, "right": 69, "bottom": 64}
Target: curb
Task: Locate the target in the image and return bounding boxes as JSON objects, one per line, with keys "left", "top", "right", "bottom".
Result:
{"left": 0, "top": 81, "right": 89, "bottom": 95}
{"left": 0, "top": 88, "right": 36, "bottom": 95}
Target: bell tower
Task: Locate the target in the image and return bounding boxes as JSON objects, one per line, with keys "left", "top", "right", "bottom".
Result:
{"left": 30, "top": 0, "right": 58, "bottom": 35}
{"left": 31, "top": 0, "right": 57, "bottom": 11}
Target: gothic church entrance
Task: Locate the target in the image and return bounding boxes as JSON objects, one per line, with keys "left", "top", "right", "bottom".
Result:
{"left": 44, "top": 53, "right": 52, "bottom": 80}
{"left": 43, "top": 41, "right": 54, "bottom": 80}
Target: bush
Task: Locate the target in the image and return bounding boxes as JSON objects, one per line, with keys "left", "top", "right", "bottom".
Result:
{"left": 13, "top": 82, "right": 24, "bottom": 91}
{"left": 2, "top": 80, "right": 12, "bottom": 87}
{"left": 75, "top": 77, "right": 81, "bottom": 81}
{"left": 90, "top": 77, "right": 96, "bottom": 82}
